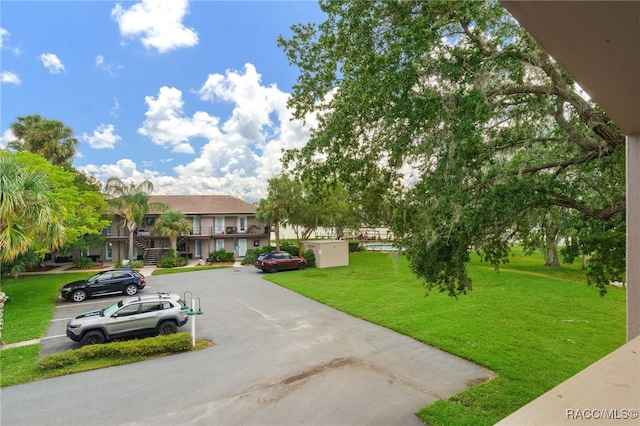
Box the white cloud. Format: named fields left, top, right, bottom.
left=0, top=28, right=8, bottom=48
left=1, top=28, right=22, bottom=56
left=80, top=159, right=160, bottom=183
left=95, top=54, right=120, bottom=77
left=84, top=63, right=315, bottom=202
left=138, top=86, right=220, bottom=154
left=1, top=71, right=21, bottom=85
left=110, top=99, right=120, bottom=118
left=0, top=128, right=15, bottom=149
left=82, top=124, right=122, bottom=149
left=111, top=0, right=198, bottom=53
left=39, top=53, right=65, bottom=73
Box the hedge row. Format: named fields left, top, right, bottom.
left=39, top=332, right=193, bottom=370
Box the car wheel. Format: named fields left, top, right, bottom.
left=81, top=330, right=106, bottom=345
left=124, top=284, right=138, bottom=296
left=298, top=262, right=307, bottom=270
left=269, top=265, right=278, bottom=273
left=157, top=321, right=178, bottom=335
left=71, top=290, right=88, bottom=302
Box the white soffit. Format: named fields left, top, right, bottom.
left=501, top=1, right=640, bottom=135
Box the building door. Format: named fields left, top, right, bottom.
left=195, top=240, right=202, bottom=258
left=237, top=216, right=246, bottom=232
left=238, top=239, right=247, bottom=256
left=215, top=217, right=224, bottom=234
left=105, top=242, right=112, bottom=260
left=194, top=216, right=201, bottom=234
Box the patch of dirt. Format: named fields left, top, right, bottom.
left=281, top=358, right=357, bottom=385
left=24, top=265, right=61, bottom=272
left=67, top=265, right=108, bottom=270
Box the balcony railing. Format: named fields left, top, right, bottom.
left=103, top=225, right=269, bottom=238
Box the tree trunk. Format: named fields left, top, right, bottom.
left=274, top=219, right=281, bottom=251
left=0, top=292, right=7, bottom=344
left=544, top=228, right=561, bottom=267
left=128, top=230, right=134, bottom=261
left=126, top=222, right=137, bottom=261
left=545, top=246, right=560, bottom=267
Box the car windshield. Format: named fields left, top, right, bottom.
left=101, top=300, right=124, bottom=317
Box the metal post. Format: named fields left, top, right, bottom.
left=191, top=297, right=196, bottom=347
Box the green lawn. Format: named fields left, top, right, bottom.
left=0, top=251, right=626, bottom=425
left=1, top=273, right=91, bottom=343
left=264, top=251, right=626, bottom=425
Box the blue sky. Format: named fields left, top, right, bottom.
left=1, top=0, right=325, bottom=202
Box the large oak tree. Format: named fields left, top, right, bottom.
left=278, top=0, right=625, bottom=295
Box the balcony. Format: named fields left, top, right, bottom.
left=103, top=225, right=269, bottom=238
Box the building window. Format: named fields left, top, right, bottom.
left=215, top=217, right=224, bottom=234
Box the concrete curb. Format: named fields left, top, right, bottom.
left=1, top=339, right=41, bottom=350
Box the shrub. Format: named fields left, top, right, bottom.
left=39, top=333, right=194, bottom=370
left=157, top=250, right=188, bottom=268
left=73, top=257, right=94, bottom=269
left=130, top=260, right=145, bottom=269
left=241, top=246, right=274, bottom=265
left=348, top=241, right=363, bottom=253
left=303, top=249, right=316, bottom=268
left=157, top=256, right=187, bottom=268
left=207, top=249, right=234, bottom=263
left=279, top=243, right=299, bottom=257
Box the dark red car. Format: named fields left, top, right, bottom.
left=255, top=252, right=307, bottom=273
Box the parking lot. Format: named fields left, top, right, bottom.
left=4, top=266, right=493, bottom=426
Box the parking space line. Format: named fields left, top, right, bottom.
left=41, top=334, right=67, bottom=340
left=55, top=299, right=117, bottom=309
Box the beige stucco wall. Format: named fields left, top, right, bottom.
left=305, top=240, right=349, bottom=269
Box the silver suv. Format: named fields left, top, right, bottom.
left=66, top=293, right=189, bottom=345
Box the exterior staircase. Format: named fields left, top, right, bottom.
left=144, top=249, right=161, bottom=266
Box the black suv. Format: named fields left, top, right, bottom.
left=60, top=269, right=146, bottom=302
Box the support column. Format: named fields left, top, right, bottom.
left=626, top=134, right=640, bottom=341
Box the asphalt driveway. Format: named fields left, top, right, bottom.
left=1, top=266, right=493, bottom=425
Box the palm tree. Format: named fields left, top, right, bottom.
left=152, top=210, right=193, bottom=253
left=9, top=114, right=78, bottom=166
left=103, top=177, right=168, bottom=261
left=256, top=198, right=282, bottom=250
left=0, top=152, right=67, bottom=342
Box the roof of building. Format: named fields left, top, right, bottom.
left=148, top=195, right=256, bottom=215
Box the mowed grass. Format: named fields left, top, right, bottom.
left=1, top=273, right=92, bottom=343
left=0, top=250, right=626, bottom=423
left=264, top=250, right=626, bottom=425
